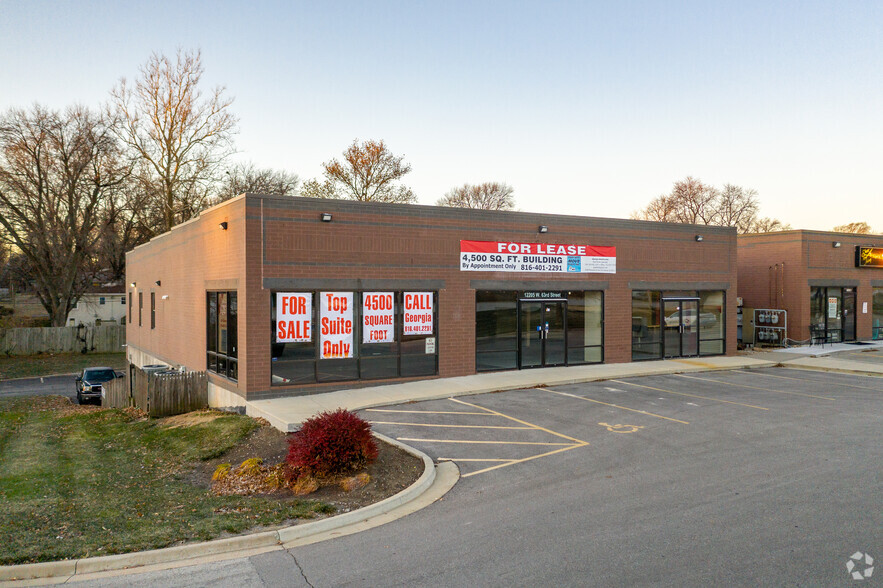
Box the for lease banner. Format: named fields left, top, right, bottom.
left=403, top=292, right=433, bottom=335
left=459, top=240, right=616, bottom=274
left=362, top=292, right=395, bottom=343
left=320, top=292, right=353, bottom=358
left=276, top=292, right=312, bottom=343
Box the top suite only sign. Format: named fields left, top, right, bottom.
left=459, top=240, right=616, bottom=274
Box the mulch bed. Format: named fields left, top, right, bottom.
left=189, top=422, right=425, bottom=514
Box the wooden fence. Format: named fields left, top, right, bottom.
left=103, top=367, right=208, bottom=417
left=0, top=325, right=125, bottom=356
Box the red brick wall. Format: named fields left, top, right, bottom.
left=128, top=194, right=739, bottom=399
left=246, top=196, right=737, bottom=397
left=738, top=231, right=883, bottom=342
left=125, top=197, right=247, bottom=395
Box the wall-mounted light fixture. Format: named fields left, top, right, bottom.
left=832, top=241, right=841, bottom=248
left=161, top=294, right=169, bottom=300
left=538, top=225, right=548, bottom=233
left=154, top=280, right=161, bottom=287
left=321, top=213, right=333, bottom=222
left=130, top=281, right=136, bottom=288
left=695, top=235, right=704, bottom=242
left=219, top=221, right=228, bottom=230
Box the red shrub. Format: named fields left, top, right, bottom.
left=286, top=409, right=378, bottom=478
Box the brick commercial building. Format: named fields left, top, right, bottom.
left=737, top=230, right=883, bottom=345
left=125, top=194, right=737, bottom=407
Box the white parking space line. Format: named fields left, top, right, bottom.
left=674, top=373, right=835, bottom=400
left=371, top=421, right=534, bottom=430
left=746, top=369, right=883, bottom=392
left=611, top=379, right=770, bottom=411
left=544, top=388, right=690, bottom=424
left=366, top=409, right=490, bottom=416
left=397, top=438, right=575, bottom=446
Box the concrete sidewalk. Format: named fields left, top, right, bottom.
left=247, top=356, right=778, bottom=431
left=248, top=351, right=882, bottom=432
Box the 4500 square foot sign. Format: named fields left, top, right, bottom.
left=460, top=240, right=616, bottom=274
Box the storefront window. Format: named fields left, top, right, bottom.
left=633, top=290, right=725, bottom=359
left=476, top=291, right=518, bottom=372
left=873, top=288, right=883, bottom=340
left=810, top=286, right=854, bottom=343
left=699, top=291, right=725, bottom=355
left=271, top=291, right=438, bottom=385
left=206, top=291, right=237, bottom=381
left=567, top=291, right=603, bottom=364
left=632, top=291, right=662, bottom=360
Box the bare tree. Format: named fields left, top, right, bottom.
left=299, top=178, right=339, bottom=200
left=109, top=49, right=238, bottom=234
left=715, top=184, right=760, bottom=233
left=832, top=221, right=873, bottom=234
left=632, top=177, right=718, bottom=224
left=748, top=217, right=792, bottom=233
left=215, top=162, right=299, bottom=202
left=95, top=181, right=152, bottom=282
left=437, top=182, right=515, bottom=210
left=321, top=139, right=416, bottom=203
left=633, top=177, right=790, bottom=233
left=0, top=105, right=127, bottom=325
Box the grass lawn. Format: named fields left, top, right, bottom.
left=0, top=352, right=128, bottom=380
left=0, top=396, right=333, bottom=565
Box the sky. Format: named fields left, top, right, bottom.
left=1, top=0, right=881, bottom=231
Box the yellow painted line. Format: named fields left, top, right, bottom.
left=543, top=389, right=690, bottom=424
left=371, top=421, right=533, bottom=430
left=671, top=359, right=721, bottom=369
left=396, top=438, right=574, bottom=446
left=675, top=373, right=835, bottom=400
left=437, top=458, right=514, bottom=462
left=463, top=444, right=586, bottom=478
left=610, top=379, right=770, bottom=411
left=449, top=397, right=589, bottom=444
left=365, top=409, right=491, bottom=416
left=754, top=369, right=883, bottom=392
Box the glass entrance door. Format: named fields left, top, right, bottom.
left=663, top=299, right=700, bottom=358
left=843, top=287, right=856, bottom=342
left=519, top=301, right=566, bottom=368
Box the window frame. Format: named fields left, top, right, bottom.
left=270, top=290, right=439, bottom=386
left=206, top=291, right=238, bottom=381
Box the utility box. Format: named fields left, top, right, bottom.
left=752, top=309, right=787, bottom=346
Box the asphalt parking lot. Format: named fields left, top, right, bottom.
left=65, top=366, right=883, bottom=586
left=364, top=367, right=881, bottom=479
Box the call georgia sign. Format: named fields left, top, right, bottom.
left=856, top=246, right=883, bottom=268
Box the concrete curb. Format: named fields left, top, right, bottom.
left=0, top=434, right=440, bottom=583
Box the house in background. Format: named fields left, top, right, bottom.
left=67, top=285, right=127, bottom=326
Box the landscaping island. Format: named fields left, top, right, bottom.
left=0, top=396, right=422, bottom=565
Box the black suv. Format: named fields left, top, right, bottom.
left=75, top=367, right=119, bottom=405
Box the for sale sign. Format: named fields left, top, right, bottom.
left=403, top=292, right=433, bottom=335
left=459, top=240, right=616, bottom=274
left=362, top=292, right=395, bottom=343
left=276, top=293, right=312, bottom=343
left=320, top=292, right=353, bottom=358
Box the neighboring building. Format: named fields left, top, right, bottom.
left=737, top=230, right=883, bottom=344
left=67, top=286, right=127, bottom=326
left=125, top=194, right=738, bottom=408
